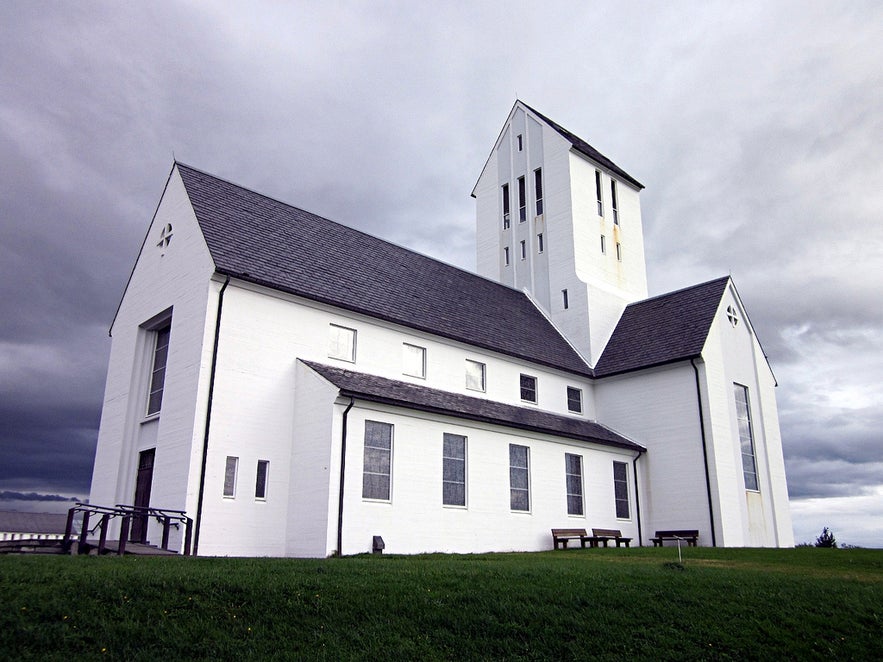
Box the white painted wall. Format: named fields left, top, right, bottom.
left=189, top=279, right=601, bottom=556
left=90, top=166, right=216, bottom=551
left=474, top=101, right=648, bottom=366
left=700, top=285, right=794, bottom=546
left=595, top=364, right=714, bottom=543
left=336, top=401, right=640, bottom=556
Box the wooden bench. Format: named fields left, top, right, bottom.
left=588, top=528, right=632, bottom=548
left=650, top=530, right=699, bottom=547
left=551, top=528, right=589, bottom=549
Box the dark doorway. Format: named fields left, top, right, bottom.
left=131, top=448, right=155, bottom=543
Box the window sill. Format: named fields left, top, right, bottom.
left=443, top=504, right=468, bottom=510
left=140, top=413, right=160, bottom=425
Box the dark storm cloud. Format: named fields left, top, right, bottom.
left=1, top=1, right=881, bottom=542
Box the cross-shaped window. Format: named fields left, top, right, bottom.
left=157, top=223, right=173, bottom=249
left=727, top=305, right=739, bottom=327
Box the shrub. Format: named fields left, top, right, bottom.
left=815, top=527, right=837, bottom=548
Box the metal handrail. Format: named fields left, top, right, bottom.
left=63, top=503, right=193, bottom=556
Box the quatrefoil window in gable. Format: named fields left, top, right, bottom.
left=726, top=305, right=739, bottom=327
left=157, top=223, right=173, bottom=250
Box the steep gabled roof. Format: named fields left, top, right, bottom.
left=520, top=101, right=644, bottom=190
left=303, top=361, right=644, bottom=452
left=594, top=276, right=730, bottom=377
left=176, top=163, right=591, bottom=376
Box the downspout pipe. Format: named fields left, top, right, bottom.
left=691, top=358, right=717, bottom=547
left=632, top=451, right=644, bottom=547
left=193, top=275, right=230, bottom=556
left=336, top=397, right=355, bottom=557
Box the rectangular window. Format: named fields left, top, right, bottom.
left=611, top=180, right=619, bottom=225
left=595, top=170, right=603, bottom=216
left=517, top=134, right=523, bottom=151
left=465, top=359, right=486, bottom=392
left=520, top=240, right=526, bottom=260
left=223, top=456, right=238, bottom=498
left=442, top=433, right=467, bottom=507
left=734, top=384, right=759, bottom=490
left=600, top=234, right=606, bottom=254
left=504, top=246, right=510, bottom=266
left=616, top=242, right=622, bottom=261
left=562, top=289, right=569, bottom=310
left=502, top=184, right=510, bottom=229
left=537, top=233, right=544, bottom=254
left=509, top=444, right=530, bottom=511
left=255, top=460, right=269, bottom=499
left=328, top=324, right=356, bottom=362
left=613, top=461, right=630, bottom=518
left=565, top=453, right=584, bottom=516
left=146, top=324, right=171, bottom=416
left=518, top=176, right=526, bottom=222
left=567, top=386, right=582, bottom=413
left=362, top=421, right=392, bottom=501
left=402, top=343, right=426, bottom=378
left=534, top=168, right=543, bottom=216
left=520, top=374, right=537, bottom=403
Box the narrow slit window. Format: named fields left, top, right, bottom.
left=442, top=433, right=467, bottom=507
left=146, top=324, right=171, bottom=416
left=501, top=184, right=510, bottom=229
left=517, top=134, right=523, bottom=151
left=520, top=240, right=526, bottom=260
left=595, top=170, right=603, bottom=216
left=534, top=168, right=543, bottom=216
left=537, top=233, right=544, bottom=253
left=518, top=176, right=526, bottom=222
left=611, top=179, right=619, bottom=225
left=362, top=421, right=393, bottom=501
left=616, top=242, right=622, bottom=261
left=734, top=384, right=759, bottom=491
left=509, top=444, right=530, bottom=511
left=223, top=456, right=238, bottom=498
left=613, top=461, right=630, bottom=518
left=504, top=246, right=510, bottom=266
left=565, top=453, right=584, bottom=516
left=562, top=289, right=569, bottom=310
left=600, top=234, right=606, bottom=254
left=255, top=460, right=269, bottom=499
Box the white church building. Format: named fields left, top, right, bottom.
left=89, top=101, right=794, bottom=556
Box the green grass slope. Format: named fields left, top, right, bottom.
left=2, top=547, right=881, bottom=660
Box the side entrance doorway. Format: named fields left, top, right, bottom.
left=131, top=448, right=155, bottom=543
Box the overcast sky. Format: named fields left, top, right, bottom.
left=1, top=1, right=880, bottom=547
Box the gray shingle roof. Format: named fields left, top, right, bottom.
left=176, top=164, right=591, bottom=377
left=303, top=360, right=644, bottom=452
left=520, top=102, right=644, bottom=190
left=0, top=510, right=69, bottom=534
left=594, top=276, right=730, bottom=377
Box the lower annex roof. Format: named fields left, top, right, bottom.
left=303, top=360, right=645, bottom=453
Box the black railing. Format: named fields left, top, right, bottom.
left=63, top=503, right=193, bottom=556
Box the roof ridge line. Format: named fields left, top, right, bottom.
left=176, top=162, right=532, bottom=298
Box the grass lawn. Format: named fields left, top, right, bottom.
left=2, top=546, right=881, bottom=660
